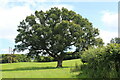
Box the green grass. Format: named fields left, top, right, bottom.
left=1, top=59, right=82, bottom=78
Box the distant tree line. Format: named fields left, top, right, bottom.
left=0, top=54, right=31, bottom=63
left=34, top=52, right=81, bottom=62
left=0, top=52, right=80, bottom=63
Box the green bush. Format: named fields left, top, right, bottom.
left=64, top=52, right=81, bottom=60
left=16, top=54, right=31, bottom=62
left=73, top=43, right=120, bottom=78
left=1, top=54, right=17, bottom=63
left=1, top=54, right=31, bottom=63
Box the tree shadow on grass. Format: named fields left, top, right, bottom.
left=2, top=66, right=69, bottom=72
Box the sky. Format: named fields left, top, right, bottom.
left=0, top=0, right=118, bottom=54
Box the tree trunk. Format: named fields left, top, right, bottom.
left=56, top=59, right=63, bottom=68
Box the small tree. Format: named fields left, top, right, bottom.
left=15, top=7, right=103, bottom=67
left=110, top=37, right=120, bottom=44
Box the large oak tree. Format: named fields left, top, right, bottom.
left=15, top=7, right=103, bottom=67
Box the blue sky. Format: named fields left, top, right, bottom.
left=0, top=0, right=118, bottom=54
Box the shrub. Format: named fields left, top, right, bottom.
left=73, top=43, right=120, bottom=78
left=1, top=54, right=31, bottom=63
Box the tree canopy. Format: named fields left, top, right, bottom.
left=15, top=7, right=103, bottom=67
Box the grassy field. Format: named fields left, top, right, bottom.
left=1, top=59, right=82, bottom=78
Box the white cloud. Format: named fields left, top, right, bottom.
left=0, top=3, right=74, bottom=41
left=51, top=4, right=74, bottom=10
left=101, top=11, right=118, bottom=29
left=0, top=5, right=33, bottom=41
left=0, top=0, right=118, bottom=3
left=100, top=11, right=118, bottom=44
left=99, top=29, right=118, bottom=45
left=0, top=1, right=74, bottom=54
left=0, top=49, right=9, bottom=54
left=56, top=0, right=118, bottom=2
left=34, top=4, right=74, bottom=12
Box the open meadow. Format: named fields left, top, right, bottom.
left=1, top=59, right=82, bottom=78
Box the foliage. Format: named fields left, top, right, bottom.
left=34, top=56, right=54, bottom=62
left=1, top=54, right=31, bottom=63
left=110, top=37, right=120, bottom=44
left=73, top=43, right=120, bottom=78
left=1, top=54, right=17, bottom=63
left=34, top=52, right=81, bottom=62
left=15, top=7, right=103, bottom=67
left=1, top=52, right=80, bottom=63
left=1, top=53, right=80, bottom=63
left=0, top=54, right=2, bottom=63
left=64, top=52, right=81, bottom=60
